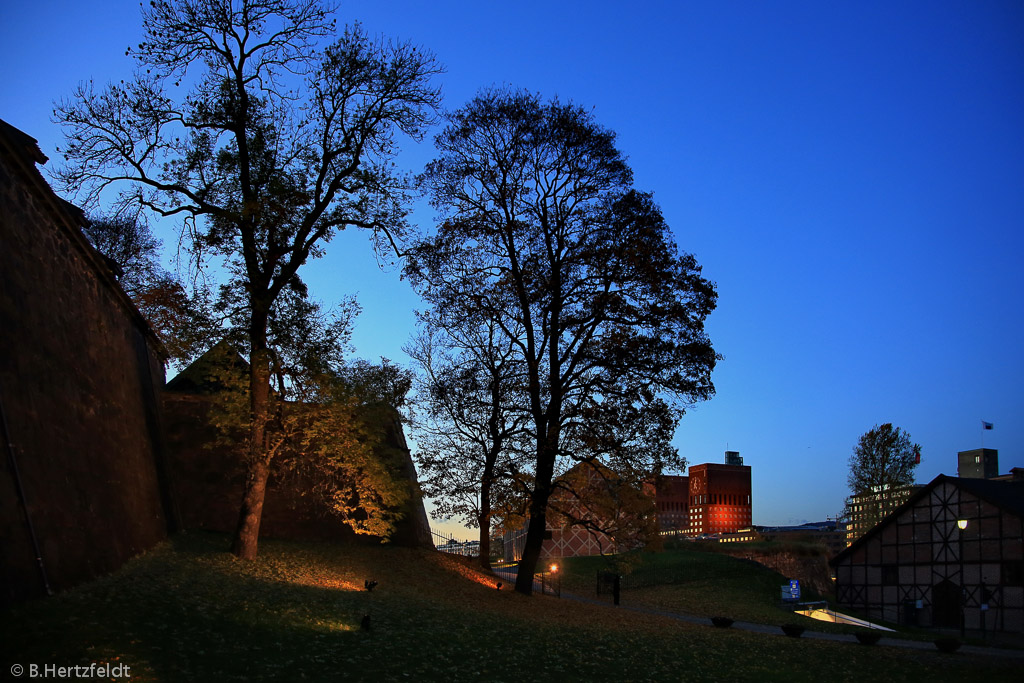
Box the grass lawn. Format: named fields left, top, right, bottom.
left=558, top=548, right=864, bottom=633
left=2, top=533, right=1019, bottom=682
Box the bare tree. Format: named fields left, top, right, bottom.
left=406, top=320, right=530, bottom=569
left=406, top=90, right=718, bottom=594
left=55, top=0, right=442, bottom=558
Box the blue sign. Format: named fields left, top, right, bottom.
left=790, top=580, right=801, bottom=599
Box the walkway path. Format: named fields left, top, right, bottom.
left=491, top=566, right=1024, bottom=659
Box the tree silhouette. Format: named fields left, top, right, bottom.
left=55, top=0, right=442, bottom=558
left=406, top=320, right=531, bottom=569
left=406, top=90, right=718, bottom=594
left=847, top=423, right=921, bottom=531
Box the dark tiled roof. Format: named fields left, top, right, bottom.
left=955, top=476, right=1024, bottom=518
left=831, top=474, right=1024, bottom=565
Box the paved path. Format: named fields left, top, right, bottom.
left=491, top=566, right=1024, bottom=658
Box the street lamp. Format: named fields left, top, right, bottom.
left=957, top=519, right=968, bottom=638
left=548, top=562, right=561, bottom=597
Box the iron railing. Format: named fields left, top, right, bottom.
left=430, top=527, right=479, bottom=557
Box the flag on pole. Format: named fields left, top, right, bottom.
left=982, top=421, right=994, bottom=430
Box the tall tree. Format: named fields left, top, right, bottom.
left=847, top=423, right=921, bottom=529
left=55, top=0, right=442, bottom=558
left=405, top=320, right=530, bottom=569
left=406, top=90, right=718, bottom=594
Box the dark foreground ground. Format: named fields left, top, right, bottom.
left=2, top=533, right=1020, bottom=682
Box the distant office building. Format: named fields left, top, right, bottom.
left=845, top=485, right=921, bottom=546
left=719, top=528, right=758, bottom=544
left=958, top=448, right=999, bottom=479
left=725, top=450, right=743, bottom=466
left=687, top=453, right=752, bottom=536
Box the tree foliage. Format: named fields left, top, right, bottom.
left=847, top=422, right=921, bottom=495
left=55, top=0, right=442, bottom=558
left=205, top=342, right=414, bottom=538
left=405, top=90, right=718, bottom=593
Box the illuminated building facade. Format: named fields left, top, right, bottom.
left=654, top=452, right=754, bottom=537
left=845, top=485, right=920, bottom=546
left=687, top=461, right=753, bottom=536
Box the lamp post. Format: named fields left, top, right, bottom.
left=957, top=519, right=968, bottom=638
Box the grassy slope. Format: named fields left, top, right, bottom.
left=2, top=533, right=1018, bottom=682
left=560, top=549, right=854, bottom=631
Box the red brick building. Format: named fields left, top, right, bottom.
left=655, top=474, right=690, bottom=533
left=504, top=454, right=754, bottom=560
left=687, top=462, right=752, bottom=536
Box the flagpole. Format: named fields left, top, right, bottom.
left=981, top=420, right=994, bottom=448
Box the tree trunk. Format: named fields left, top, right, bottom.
left=515, top=442, right=557, bottom=595
left=515, top=510, right=546, bottom=595
left=477, top=491, right=492, bottom=570
left=230, top=456, right=271, bottom=559
left=478, top=521, right=492, bottom=570
left=477, top=458, right=497, bottom=570
left=231, top=310, right=272, bottom=559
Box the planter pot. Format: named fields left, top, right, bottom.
left=711, top=617, right=734, bottom=629
left=855, top=631, right=882, bottom=645
left=781, top=624, right=805, bottom=638
left=934, top=638, right=961, bottom=653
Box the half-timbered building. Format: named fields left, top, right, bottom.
left=831, top=473, right=1024, bottom=632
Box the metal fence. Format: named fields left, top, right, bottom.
left=430, top=527, right=480, bottom=557
left=493, top=565, right=561, bottom=597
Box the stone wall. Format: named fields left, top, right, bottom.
left=163, top=391, right=432, bottom=548
left=721, top=547, right=834, bottom=596
left=0, top=120, right=173, bottom=606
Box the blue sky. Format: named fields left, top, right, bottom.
left=2, top=1, right=1022, bottom=530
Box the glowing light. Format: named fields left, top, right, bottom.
left=957, top=519, right=968, bottom=530
left=794, top=608, right=895, bottom=631
left=549, top=563, right=559, bottom=573
left=287, top=576, right=361, bottom=591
